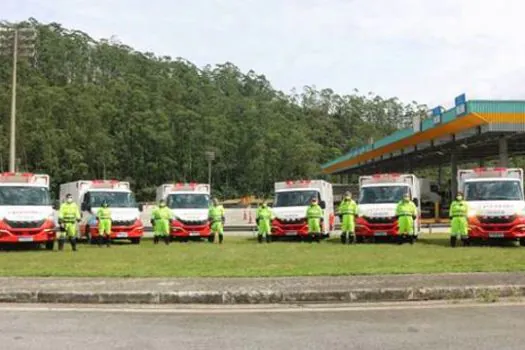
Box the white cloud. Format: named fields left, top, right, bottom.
left=4, top=0, right=525, bottom=107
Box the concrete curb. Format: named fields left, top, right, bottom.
left=1, top=285, right=523, bottom=304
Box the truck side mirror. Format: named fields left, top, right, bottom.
left=53, top=200, right=60, bottom=210
left=413, top=198, right=419, bottom=207
left=138, top=203, right=144, bottom=212
left=81, top=203, right=90, bottom=212
left=320, top=200, right=326, bottom=209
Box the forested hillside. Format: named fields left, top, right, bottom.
left=0, top=19, right=426, bottom=199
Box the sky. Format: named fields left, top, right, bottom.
left=4, top=0, right=525, bottom=107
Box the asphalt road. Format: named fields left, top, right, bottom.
left=1, top=302, right=524, bottom=350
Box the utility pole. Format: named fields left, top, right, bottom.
left=205, top=151, right=215, bottom=188
left=0, top=23, right=37, bottom=172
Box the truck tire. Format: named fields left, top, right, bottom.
left=130, top=238, right=141, bottom=245
left=45, top=240, right=55, bottom=251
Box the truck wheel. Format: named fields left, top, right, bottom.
left=130, top=238, right=141, bottom=245
left=45, top=240, right=55, bottom=251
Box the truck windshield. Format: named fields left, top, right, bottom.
left=274, top=190, right=320, bottom=207
left=359, top=186, right=410, bottom=204
left=167, top=193, right=210, bottom=209
left=464, top=180, right=524, bottom=201
left=0, top=186, right=50, bottom=206
left=88, top=191, right=137, bottom=208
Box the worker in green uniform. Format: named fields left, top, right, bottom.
left=306, top=197, right=323, bottom=243
left=96, top=200, right=111, bottom=247
left=151, top=199, right=172, bottom=245
left=256, top=200, right=273, bottom=243
left=58, top=193, right=81, bottom=251
left=449, top=191, right=469, bottom=247
left=208, top=198, right=225, bottom=244
left=338, top=192, right=358, bottom=244
left=395, top=192, right=417, bottom=245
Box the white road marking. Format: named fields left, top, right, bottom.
left=0, top=300, right=522, bottom=314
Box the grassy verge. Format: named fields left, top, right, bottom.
left=0, top=234, right=524, bottom=277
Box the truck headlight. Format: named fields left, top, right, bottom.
left=517, top=207, right=525, bottom=217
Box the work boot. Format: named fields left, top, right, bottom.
left=348, top=234, right=354, bottom=244
left=164, top=236, right=170, bottom=245
left=105, top=236, right=110, bottom=247
left=340, top=232, right=347, bottom=244
left=266, top=234, right=271, bottom=243
left=397, top=235, right=404, bottom=245
left=153, top=236, right=159, bottom=244
left=257, top=234, right=263, bottom=244
left=450, top=236, right=457, bottom=248
left=409, top=235, right=415, bottom=245
left=58, top=239, right=65, bottom=251
left=219, top=233, right=224, bottom=244
left=315, top=233, right=320, bottom=243
left=97, top=236, right=103, bottom=247
left=70, top=238, right=77, bottom=252
left=461, top=237, right=470, bottom=247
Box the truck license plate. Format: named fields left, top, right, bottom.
left=285, top=231, right=297, bottom=236
left=189, top=232, right=200, bottom=236
left=374, top=232, right=387, bottom=236
left=116, top=232, right=128, bottom=238
left=18, top=236, right=33, bottom=242
left=489, top=233, right=504, bottom=238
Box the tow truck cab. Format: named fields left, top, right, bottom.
left=59, top=180, right=144, bottom=244
left=458, top=168, right=525, bottom=241
left=155, top=183, right=211, bottom=239
left=271, top=180, right=334, bottom=238
left=356, top=174, right=421, bottom=239
left=0, top=172, right=55, bottom=249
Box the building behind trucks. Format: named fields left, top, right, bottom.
left=156, top=183, right=212, bottom=241
left=356, top=173, right=421, bottom=242
left=0, top=172, right=56, bottom=249
left=271, top=180, right=334, bottom=239
left=458, top=167, right=525, bottom=244
left=59, top=180, right=144, bottom=244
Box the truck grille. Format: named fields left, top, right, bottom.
left=112, top=220, right=135, bottom=227
left=478, top=215, right=516, bottom=224
left=363, top=217, right=396, bottom=224
left=275, top=218, right=306, bottom=225
left=5, top=219, right=45, bottom=229
left=178, top=219, right=208, bottom=226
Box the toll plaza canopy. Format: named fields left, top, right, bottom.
left=322, top=96, right=525, bottom=175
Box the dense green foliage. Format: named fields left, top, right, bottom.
left=0, top=19, right=426, bottom=200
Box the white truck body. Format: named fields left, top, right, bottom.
left=0, top=173, right=53, bottom=226
left=458, top=168, right=525, bottom=218
left=358, top=174, right=421, bottom=235
left=155, top=183, right=211, bottom=222
left=59, top=180, right=141, bottom=228
left=273, top=180, right=334, bottom=234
